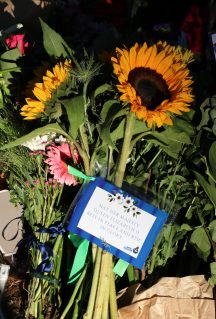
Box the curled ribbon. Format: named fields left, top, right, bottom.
left=2, top=216, right=22, bottom=241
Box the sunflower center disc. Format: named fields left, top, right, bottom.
left=128, top=67, right=170, bottom=110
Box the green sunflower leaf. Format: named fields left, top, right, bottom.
left=39, top=18, right=73, bottom=58
left=62, top=96, right=85, bottom=139
left=208, top=262, right=216, bottom=287
left=132, top=119, right=150, bottom=135
left=99, top=100, right=127, bottom=149
left=150, top=117, right=194, bottom=158
left=210, top=108, right=216, bottom=120
left=110, top=119, right=125, bottom=142
left=197, top=98, right=211, bottom=131
left=0, top=123, right=69, bottom=150
left=159, top=224, right=180, bottom=263
left=0, top=48, right=21, bottom=81
left=209, top=141, right=216, bottom=180
left=93, top=83, right=113, bottom=100
left=212, top=122, right=216, bottom=136
left=190, top=227, right=211, bottom=261
left=193, top=170, right=216, bottom=208
left=100, top=100, right=122, bottom=123
left=104, top=116, right=150, bottom=147
left=210, top=262, right=216, bottom=274
left=208, top=220, right=216, bottom=242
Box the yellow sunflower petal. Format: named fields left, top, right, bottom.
left=46, top=70, right=55, bottom=78
left=21, top=59, right=72, bottom=120
left=136, top=42, right=148, bottom=67
left=156, top=55, right=173, bottom=75
left=162, top=114, right=173, bottom=126
left=33, top=87, right=49, bottom=102
left=146, top=117, right=154, bottom=129
left=151, top=50, right=166, bottom=69
left=129, top=43, right=139, bottom=69
left=145, top=45, right=158, bottom=69
left=112, top=41, right=194, bottom=128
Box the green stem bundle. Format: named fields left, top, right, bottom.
left=62, top=111, right=136, bottom=318
left=84, top=111, right=136, bottom=319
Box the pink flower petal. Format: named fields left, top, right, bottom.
left=45, top=143, right=79, bottom=186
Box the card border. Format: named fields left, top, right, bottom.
left=67, top=177, right=168, bottom=269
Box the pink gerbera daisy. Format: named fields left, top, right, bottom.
left=45, top=143, right=79, bottom=186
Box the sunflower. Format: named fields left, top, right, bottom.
left=111, top=42, right=194, bottom=128
left=25, top=61, right=51, bottom=98
left=20, top=59, right=72, bottom=120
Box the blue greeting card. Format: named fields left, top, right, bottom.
left=67, top=177, right=168, bottom=269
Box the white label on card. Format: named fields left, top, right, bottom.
left=77, top=186, right=156, bottom=258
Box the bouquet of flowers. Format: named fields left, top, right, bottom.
left=1, top=14, right=216, bottom=319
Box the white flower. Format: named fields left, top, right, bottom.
left=23, top=136, right=47, bottom=151
left=22, top=133, right=56, bottom=151
left=54, top=135, right=67, bottom=144
left=115, top=193, right=124, bottom=203
left=123, top=196, right=134, bottom=208
left=22, top=133, right=69, bottom=151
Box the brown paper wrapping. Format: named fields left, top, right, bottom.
left=118, top=275, right=215, bottom=319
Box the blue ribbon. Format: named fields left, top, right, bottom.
left=36, top=223, right=65, bottom=238
left=18, top=224, right=65, bottom=273
left=18, top=235, right=54, bottom=273
left=35, top=241, right=54, bottom=273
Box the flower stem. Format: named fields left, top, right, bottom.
left=92, top=243, right=98, bottom=264
left=72, top=280, right=84, bottom=319
left=84, top=246, right=103, bottom=318
left=60, top=264, right=88, bottom=319
left=102, top=255, right=112, bottom=319
left=107, top=146, right=113, bottom=178
left=114, top=112, right=136, bottom=187
left=147, top=148, right=162, bottom=170
left=79, top=124, right=90, bottom=158
left=82, top=111, right=136, bottom=319
left=92, top=251, right=111, bottom=319
left=52, top=234, right=64, bottom=279
left=109, top=261, right=118, bottom=319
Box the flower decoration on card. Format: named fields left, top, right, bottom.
left=108, top=191, right=141, bottom=217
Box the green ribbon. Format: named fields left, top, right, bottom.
left=68, top=165, right=95, bottom=181
left=68, top=232, right=129, bottom=282
left=67, top=232, right=89, bottom=284
left=113, top=259, right=129, bottom=277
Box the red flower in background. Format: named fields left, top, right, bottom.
left=180, top=4, right=208, bottom=54
left=93, top=0, right=127, bottom=31
left=5, top=34, right=29, bottom=55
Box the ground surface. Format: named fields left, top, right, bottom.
left=2, top=270, right=26, bottom=319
